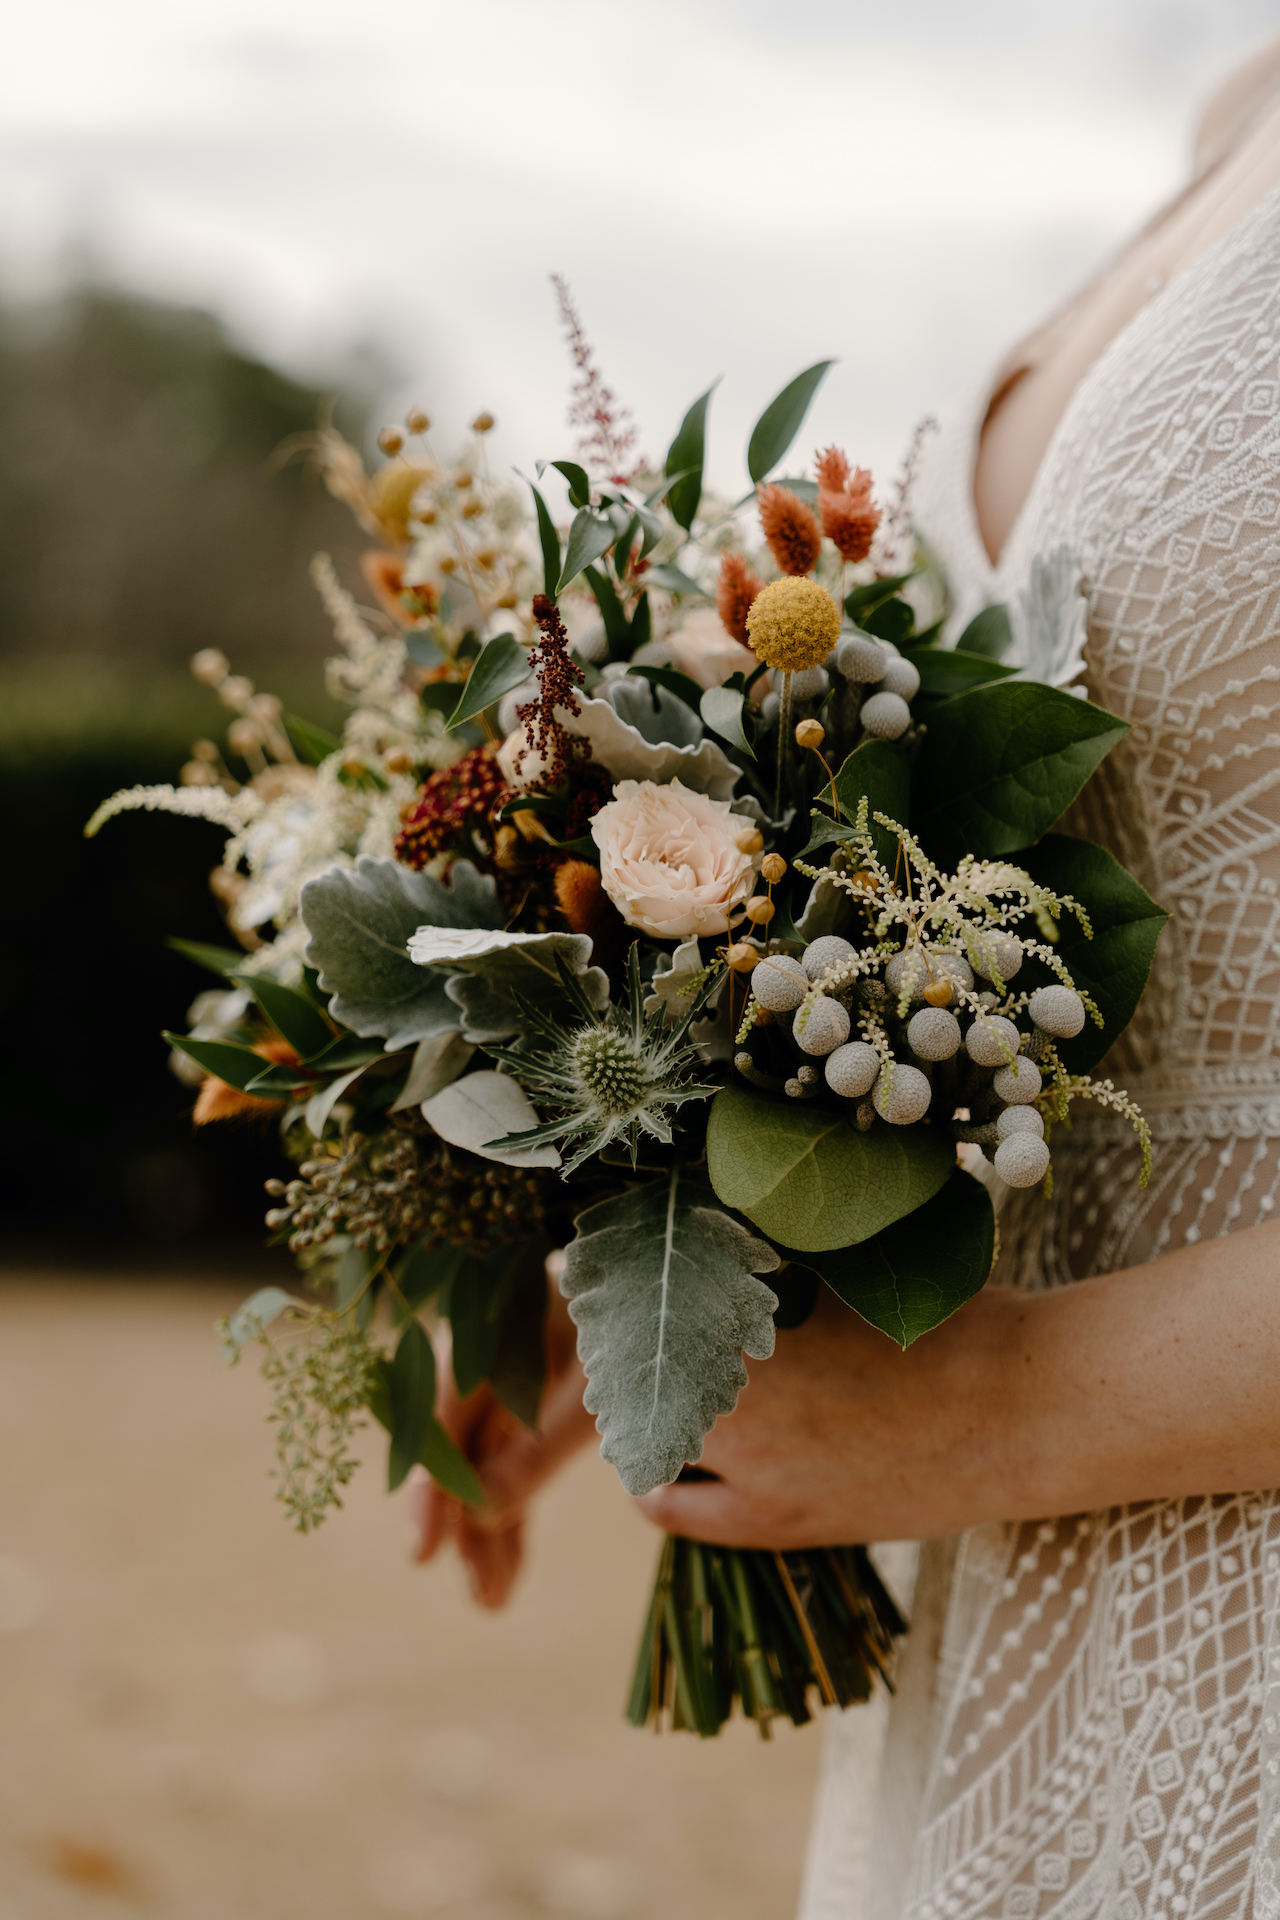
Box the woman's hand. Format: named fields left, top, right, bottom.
left=408, top=1268, right=596, bottom=1609
left=639, top=1218, right=1280, bottom=1549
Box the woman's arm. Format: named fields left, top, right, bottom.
left=637, top=1216, right=1280, bottom=1547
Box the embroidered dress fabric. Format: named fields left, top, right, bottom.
left=800, top=185, right=1280, bottom=1920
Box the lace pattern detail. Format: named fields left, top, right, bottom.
left=802, top=186, right=1280, bottom=1920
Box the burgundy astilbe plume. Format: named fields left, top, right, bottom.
left=551, top=275, right=640, bottom=484
left=757, top=483, right=823, bottom=576
left=816, top=447, right=881, bottom=565
left=716, top=551, right=766, bottom=645
left=517, top=594, right=591, bottom=789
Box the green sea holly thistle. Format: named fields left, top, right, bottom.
left=481, top=945, right=719, bottom=1174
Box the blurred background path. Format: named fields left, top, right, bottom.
left=0, top=1277, right=824, bottom=1920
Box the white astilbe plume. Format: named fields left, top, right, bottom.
left=85, top=784, right=263, bottom=839
left=312, top=554, right=408, bottom=715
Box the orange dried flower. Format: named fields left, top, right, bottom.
left=554, top=858, right=626, bottom=967
left=360, top=550, right=438, bottom=625
left=192, top=1040, right=300, bottom=1126
left=818, top=459, right=881, bottom=564
left=757, top=484, right=822, bottom=576
left=716, top=551, right=766, bottom=645
left=815, top=445, right=851, bottom=491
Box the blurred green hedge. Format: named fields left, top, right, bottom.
left=0, top=285, right=377, bottom=1264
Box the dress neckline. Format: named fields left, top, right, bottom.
left=958, top=172, right=1280, bottom=597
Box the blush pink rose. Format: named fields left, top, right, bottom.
left=589, top=777, right=760, bottom=940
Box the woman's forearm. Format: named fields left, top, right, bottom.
left=978, top=1217, right=1280, bottom=1523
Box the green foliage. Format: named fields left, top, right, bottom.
left=162, top=1030, right=269, bottom=1090
left=217, top=1286, right=296, bottom=1361
left=910, top=647, right=1017, bottom=701
left=956, top=603, right=1014, bottom=660
left=285, top=714, right=343, bottom=765
left=385, top=1317, right=436, bottom=1491
left=747, top=361, right=835, bottom=484
left=1020, top=834, right=1170, bottom=1072
left=441, top=932, right=608, bottom=1042
left=844, top=571, right=915, bottom=620
left=818, top=737, right=912, bottom=868
left=792, top=1170, right=994, bottom=1348
left=235, top=972, right=335, bottom=1061
left=167, top=936, right=244, bottom=977
left=664, top=381, right=719, bottom=531
left=561, top=1170, right=780, bottom=1497
left=557, top=505, right=616, bottom=593
left=299, top=856, right=503, bottom=1049
left=446, top=632, right=529, bottom=729
left=257, top=1309, right=380, bottom=1532
left=913, top=681, right=1129, bottom=866
left=861, top=598, right=914, bottom=647
left=706, top=1080, right=952, bottom=1252
left=699, top=683, right=754, bottom=759
left=524, top=476, right=562, bottom=600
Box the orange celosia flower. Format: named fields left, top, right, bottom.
left=757, top=484, right=823, bottom=576
left=360, top=550, right=438, bottom=625
left=192, top=1039, right=301, bottom=1126
left=716, top=551, right=766, bottom=645
left=818, top=459, right=881, bottom=564
left=815, top=445, right=851, bottom=492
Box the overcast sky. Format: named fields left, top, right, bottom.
left=4, top=0, right=1280, bottom=495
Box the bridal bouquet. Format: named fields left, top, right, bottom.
left=89, top=295, right=1167, bottom=1736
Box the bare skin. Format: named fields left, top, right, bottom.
left=413, top=39, right=1280, bottom=1604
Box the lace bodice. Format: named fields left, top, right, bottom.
left=800, top=186, right=1280, bottom=1920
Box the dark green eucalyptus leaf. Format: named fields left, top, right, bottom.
left=418, top=1420, right=485, bottom=1505
left=747, top=361, right=835, bottom=484
left=557, top=506, right=616, bottom=593
left=844, top=570, right=916, bottom=619
left=285, top=714, right=342, bottom=765
left=1019, top=833, right=1170, bottom=1072
left=956, top=602, right=1014, bottom=660
left=815, top=736, right=911, bottom=866
left=547, top=458, right=592, bottom=507
left=700, top=685, right=755, bottom=760
left=912, top=682, right=1130, bottom=866
left=629, top=589, right=652, bottom=651
left=793, top=1170, right=994, bottom=1348
left=911, top=647, right=1017, bottom=701
left=706, top=1080, right=951, bottom=1252
left=489, top=1236, right=552, bottom=1428
left=644, top=562, right=707, bottom=598
left=665, top=381, right=719, bottom=531
left=163, top=1032, right=271, bottom=1091
left=244, top=1062, right=314, bottom=1095
left=446, top=1240, right=538, bottom=1398
left=455, top=630, right=482, bottom=663
left=627, top=662, right=706, bottom=714
left=233, top=973, right=335, bottom=1061
left=446, top=633, right=530, bottom=729
left=613, top=513, right=640, bottom=581
left=861, top=598, right=914, bottom=646
left=387, top=1319, right=437, bottom=1491
left=167, top=937, right=244, bottom=978
left=583, top=566, right=632, bottom=660
left=420, top=681, right=461, bottom=717
left=524, top=476, right=562, bottom=600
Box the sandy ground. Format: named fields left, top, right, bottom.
left=0, top=1276, right=827, bottom=1920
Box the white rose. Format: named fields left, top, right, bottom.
left=589, top=777, right=759, bottom=941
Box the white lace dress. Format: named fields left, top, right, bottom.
left=800, top=183, right=1280, bottom=1920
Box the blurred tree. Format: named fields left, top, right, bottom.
left=0, top=283, right=372, bottom=674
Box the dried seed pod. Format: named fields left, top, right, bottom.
left=971, top=931, right=1023, bottom=982
left=724, top=942, right=760, bottom=973
left=824, top=1041, right=881, bottom=1098
left=923, top=978, right=953, bottom=1007
left=751, top=954, right=808, bottom=1012
left=377, top=426, right=405, bottom=456
left=878, top=655, right=920, bottom=700
left=835, top=634, right=887, bottom=683
left=860, top=691, right=912, bottom=739
left=801, top=934, right=857, bottom=981
left=1028, top=984, right=1087, bottom=1037
left=760, top=853, right=787, bottom=884
left=907, top=1007, right=962, bottom=1061
left=872, top=1062, right=932, bottom=1125
left=744, top=896, right=776, bottom=925
left=966, top=1014, right=1022, bottom=1066
left=996, top=1104, right=1045, bottom=1140
left=794, top=718, right=825, bottom=749
left=993, top=1057, right=1042, bottom=1104
left=795, top=995, right=851, bottom=1056
left=994, top=1134, right=1050, bottom=1187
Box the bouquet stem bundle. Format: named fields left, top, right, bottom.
left=627, top=1535, right=906, bottom=1737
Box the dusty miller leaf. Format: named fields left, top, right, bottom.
left=299, top=857, right=503, bottom=1049
left=561, top=1170, right=780, bottom=1497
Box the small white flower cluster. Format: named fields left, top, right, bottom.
left=733, top=804, right=1150, bottom=1191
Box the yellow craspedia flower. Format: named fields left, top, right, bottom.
left=745, top=576, right=841, bottom=673
left=373, top=461, right=434, bottom=543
